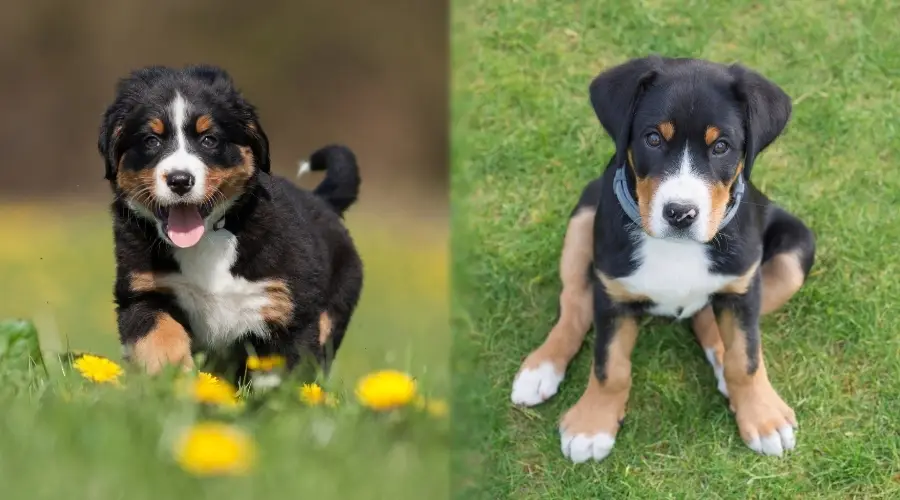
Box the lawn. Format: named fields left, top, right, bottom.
left=0, top=203, right=449, bottom=500
left=451, top=0, right=900, bottom=498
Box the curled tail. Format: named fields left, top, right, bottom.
left=298, top=144, right=361, bottom=216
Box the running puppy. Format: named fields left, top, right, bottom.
left=511, top=56, right=815, bottom=462
left=98, top=65, right=363, bottom=385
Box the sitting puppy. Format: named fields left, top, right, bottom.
left=98, top=64, right=363, bottom=385
left=511, top=56, right=815, bottom=462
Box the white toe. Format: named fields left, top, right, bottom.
left=779, top=424, right=796, bottom=451
left=759, top=432, right=784, bottom=456
left=511, top=362, right=563, bottom=406
left=560, top=431, right=615, bottom=463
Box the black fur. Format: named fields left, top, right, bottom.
left=99, top=64, right=363, bottom=382
left=577, top=56, right=815, bottom=377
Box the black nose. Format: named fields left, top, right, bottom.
left=663, top=202, right=699, bottom=229
left=166, top=171, right=195, bottom=196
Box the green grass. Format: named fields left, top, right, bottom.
left=0, top=204, right=449, bottom=500
left=451, top=0, right=900, bottom=498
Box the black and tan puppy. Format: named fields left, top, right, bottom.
left=511, top=56, right=815, bottom=462
left=98, top=64, right=363, bottom=386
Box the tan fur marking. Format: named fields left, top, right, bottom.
left=318, top=312, right=333, bottom=345
left=706, top=161, right=744, bottom=240
left=518, top=209, right=595, bottom=374
left=634, top=176, right=661, bottom=235
left=149, top=118, right=165, bottom=135
left=692, top=305, right=724, bottom=358
left=718, top=260, right=761, bottom=295
left=627, top=148, right=635, bottom=168
left=131, top=313, right=194, bottom=374
left=718, top=310, right=796, bottom=444
left=129, top=271, right=172, bottom=293
left=205, top=146, right=255, bottom=201
left=116, top=158, right=158, bottom=204
left=705, top=126, right=721, bottom=146
left=195, top=115, right=213, bottom=134
left=596, top=271, right=650, bottom=303
left=760, top=251, right=805, bottom=315
left=559, top=317, right=638, bottom=438
left=261, top=280, right=294, bottom=326
left=658, top=121, right=675, bottom=141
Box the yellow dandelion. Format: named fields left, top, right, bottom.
left=246, top=355, right=286, bottom=371
left=188, top=372, right=240, bottom=407
left=355, top=369, right=417, bottom=410
left=174, top=422, right=256, bottom=476
left=299, top=383, right=326, bottom=405
left=73, top=354, right=123, bottom=384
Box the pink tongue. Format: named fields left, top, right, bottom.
left=166, top=205, right=205, bottom=248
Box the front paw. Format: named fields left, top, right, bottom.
left=730, top=381, right=797, bottom=457
left=558, top=390, right=626, bottom=463
left=511, top=361, right=564, bottom=407
left=129, top=314, right=194, bottom=375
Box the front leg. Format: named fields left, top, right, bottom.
left=119, top=297, right=194, bottom=374
left=714, top=272, right=797, bottom=457
left=559, top=282, right=639, bottom=463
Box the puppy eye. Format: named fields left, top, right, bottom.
left=712, top=140, right=730, bottom=155
left=144, top=136, right=161, bottom=149
left=200, top=135, right=219, bottom=149
left=645, top=132, right=662, bottom=148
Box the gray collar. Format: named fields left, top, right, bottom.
left=613, top=165, right=745, bottom=231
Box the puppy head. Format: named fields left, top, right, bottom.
left=98, top=64, right=270, bottom=248
left=589, top=56, right=791, bottom=242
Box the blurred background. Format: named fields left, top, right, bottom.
left=0, top=0, right=448, bottom=497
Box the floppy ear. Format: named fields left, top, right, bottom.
left=589, top=55, right=664, bottom=167
left=246, top=120, right=271, bottom=173
left=98, top=108, right=124, bottom=181
left=728, top=64, right=792, bottom=180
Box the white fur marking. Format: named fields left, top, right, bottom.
left=560, top=431, right=616, bottom=463
left=297, top=160, right=311, bottom=178
left=154, top=93, right=207, bottom=205
left=511, top=362, right=563, bottom=406
left=251, top=372, right=283, bottom=390
left=650, top=145, right=711, bottom=241
left=703, top=347, right=729, bottom=397
left=619, top=233, right=736, bottom=318
left=152, top=229, right=274, bottom=350
left=747, top=425, right=795, bottom=457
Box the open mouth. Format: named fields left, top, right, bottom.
left=155, top=203, right=213, bottom=248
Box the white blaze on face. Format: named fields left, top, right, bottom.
left=154, top=93, right=207, bottom=205
left=649, top=144, right=712, bottom=241
left=152, top=93, right=210, bottom=249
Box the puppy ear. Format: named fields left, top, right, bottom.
left=246, top=120, right=270, bottom=173
left=728, top=64, right=792, bottom=180
left=98, top=110, right=123, bottom=182
left=589, top=55, right=664, bottom=167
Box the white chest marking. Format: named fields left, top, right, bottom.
left=160, top=230, right=273, bottom=349
left=618, top=233, right=736, bottom=319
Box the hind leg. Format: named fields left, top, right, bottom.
left=693, top=207, right=815, bottom=399
left=511, top=206, right=595, bottom=406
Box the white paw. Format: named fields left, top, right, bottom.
left=704, top=347, right=729, bottom=398
left=747, top=425, right=796, bottom=457
left=251, top=372, right=283, bottom=390
left=560, top=431, right=616, bottom=463
left=511, top=362, right=563, bottom=406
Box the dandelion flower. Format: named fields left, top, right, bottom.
left=299, top=383, right=326, bottom=405
left=414, top=396, right=449, bottom=417
left=73, top=354, right=123, bottom=384
left=246, top=355, right=286, bottom=372
left=188, top=372, right=240, bottom=407
left=355, top=370, right=417, bottom=410
left=174, top=422, right=256, bottom=476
